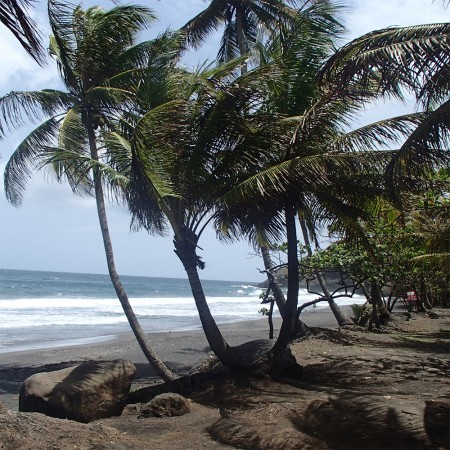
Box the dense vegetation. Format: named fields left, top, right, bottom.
left=1, top=0, right=449, bottom=378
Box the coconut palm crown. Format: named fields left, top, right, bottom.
left=318, top=22, right=450, bottom=195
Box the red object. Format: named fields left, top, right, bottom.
left=407, top=291, right=417, bottom=302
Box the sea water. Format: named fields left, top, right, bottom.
left=0, top=268, right=365, bottom=353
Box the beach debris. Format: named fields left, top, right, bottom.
left=19, top=359, right=136, bottom=423
left=138, top=393, right=191, bottom=418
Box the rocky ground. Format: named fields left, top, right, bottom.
left=1, top=309, right=449, bottom=449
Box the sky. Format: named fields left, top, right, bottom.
left=0, top=0, right=447, bottom=282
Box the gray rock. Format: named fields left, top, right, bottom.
left=139, top=393, right=190, bottom=418
left=19, top=359, right=136, bottom=423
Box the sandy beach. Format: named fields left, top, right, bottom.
left=1, top=307, right=449, bottom=449
left=0, top=308, right=341, bottom=411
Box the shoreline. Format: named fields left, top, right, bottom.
left=0, top=307, right=344, bottom=365
left=0, top=305, right=351, bottom=358
left=0, top=307, right=344, bottom=411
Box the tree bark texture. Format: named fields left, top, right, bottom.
left=174, top=232, right=245, bottom=369
left=271, top=203, right=299, bottom=373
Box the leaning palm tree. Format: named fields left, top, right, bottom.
left=1, top=1, right=177, bottom=381
left=0, top=0, right=45, bottom=65
left=111, top=60, right=275, bottom=369
left=182, top=0, right=300, bottom=314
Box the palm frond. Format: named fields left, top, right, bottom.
left=330, top=113, right=427, bottom=153
left=0, top=0, right=45, bottom=64
left=412, top=253, right=450, bottom=270
left=319, top=23, right=450, bottom=105
left=48, top=0, right=79, bottom=90
left=117, top=30, right=182, bottom=73
left=387, top=98, right=450, bottom=191
left=58, top=107, right=86, bottom=152
left=4, top=117, right=62, bottom=205
left=181, top=0, right=228, bottom=49
left=0, top=90, right=72, bottom=136
left=39, top=147, right=93, bottom=197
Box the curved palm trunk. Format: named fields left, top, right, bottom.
left=174, top=232, right=245, bottom=368
left=316, top=270, right=351, bottom=326
left=271, top=203, right=300, bottom=374
left=299, top=217, right=350, bottom=326
left=87, top=123, right=176, bottom=382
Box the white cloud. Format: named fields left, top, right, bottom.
left=348, top=0, right=448, bottom=39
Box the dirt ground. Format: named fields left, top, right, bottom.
left=1, top=309, right=449, bottom=450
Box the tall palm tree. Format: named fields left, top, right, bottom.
left=0, top=0, right=45, bottom=65
left=1, top=1, right=177, bottom=381
left=181, top=0, right=297, bottom=65
left=215, top=3, right=425, bottom=370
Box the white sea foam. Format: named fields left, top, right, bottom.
left=0, top=290, right=366, bottom=329
left=0, top=269, right=370, bottom=353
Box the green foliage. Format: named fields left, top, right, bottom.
left=306, top=199, right=448, bottom=304
left=350, top=303, right=371, bottom=326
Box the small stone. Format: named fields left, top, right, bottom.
left=139, top=393, right=190, bottom=418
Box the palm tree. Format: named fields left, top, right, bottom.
left=0, top=0, right=45, bottom=65
left=317, top=19, right=450, bottom=303
left=215, top=2, right=425, bottom=370
left=1, top=1, right=177, bottom=381
left=113, top=60, right=274, bottom=369
left=182, top=0, right=299, bottom=315
left=181, top=0, right=297, bottom=66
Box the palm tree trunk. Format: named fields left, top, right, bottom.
left=299, top=217, right=350, bottom=326
left=235, top=5, right=248, bottom=74
left=271, top=202, right=299, bottom=373
left=369, top=283, right=382, bottom=330
left=87, top=121, right=177, bottom=382
left=317, top=270, right=351, bottom=326
left=173, top=233, right=245, bottom=369
left=261, top=246, right=286, bottom=318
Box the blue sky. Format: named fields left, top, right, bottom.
left=0, top=0, right=447, bottom=281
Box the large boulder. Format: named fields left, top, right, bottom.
left=19, top=359, right=136, bottom=423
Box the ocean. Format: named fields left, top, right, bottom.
left=0, top=268, right=365, bottom=354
